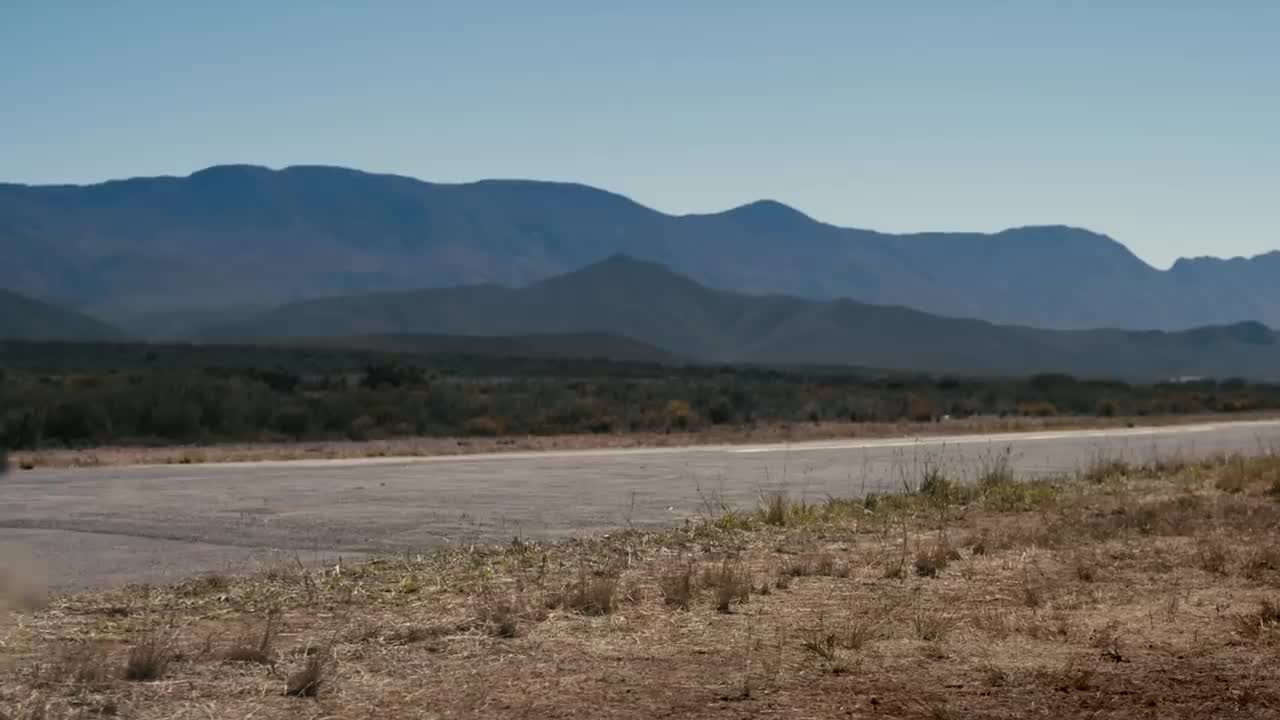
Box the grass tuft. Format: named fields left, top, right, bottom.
left=285, top=650, right=330, bottom=698
left=658, top=563, right=697, bottom=610
left=122, top=633, right=172, bottom=682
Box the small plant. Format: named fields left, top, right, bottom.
left=912, top=608, right=954, bottom=642
left=702, top=560, right=751, bottom=613
left=659, top=563, right=697, bottom=610
left=1082, top=454, right=1131, bottom=484
left=285, top=650, right=330, bottom=698
left=914, top=541, right=958, bottom=578
left=1090, top=621, right=1127, bottom=663
left=1021, top=579, right=1046, bottom=609
left=801, top=630, right=840, bottom=661
left=122, top=633, right=173, bottom=682
left=1197, top=538, right=1231, bottom=575
left=1073, top=554, right=1098, bottom=583
left=762, top=493, right=789, bottom=526
left=1215, top=456, right=1250, bottom=494
left=1243, top=546, right=1280, bottom=581
left=1231, top=598, right=1280, bottom=640
left=782, top=556, right=812, bottom=578
left=556, top=569, right=619, bottom=616
left=47, top=643, right=112, bottom=690
left=837, top=613, right=880, bottom=651
left=221, top=609, right=280, bottom=664
left=478, top=597, right=522, bottom=638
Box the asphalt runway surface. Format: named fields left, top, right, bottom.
left=4, top=419, right=1280, bottom=594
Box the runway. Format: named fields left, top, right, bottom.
left=4, top=419, right=1279, bottom=593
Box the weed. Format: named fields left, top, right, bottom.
left=122, top=633, right=172, bottom=682
left=45, top=644, right=112, bottom=690
left=221, top=609, right=280, bottom=664
left=1021, top=579, right=1046, bottom=609
left=1243, top=546, right=1280, bottom=581
left=555, top=569, right=619, bottom=616
left=912, top=609, right=954, bottom=642
left=1082, top=454, right=1132, bottom=484
left=478, top=597, right=523, bottom=638
left=800, top=631, right=839, bottom=662
left=658, top=563, right=697, bottom=610
left=1073, top=553, right=1099, bottom=583
left=914, top=541, right=958, bottom=578
left=1091, top=621, right=1127, bottom=662
left=1216, top=456, right=1250, bottom=494
left=762, top=493, right=789, bottom=526
left=702, top=560, right=751, bottom=613
left=1197, top=538, right=1231, bottom=575
left=285, top=650, right=330, bottom=698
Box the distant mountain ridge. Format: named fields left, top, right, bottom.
left=204, top=255, right=1280, bottom=380
left=1, top=164, right=1277, bottom=331
left=0, top=289, right=127, bottom=342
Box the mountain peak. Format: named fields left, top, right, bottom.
left=715, top=199, right=817, bottom=228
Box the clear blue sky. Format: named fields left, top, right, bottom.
left=3, top=1, right=1276, bottom=267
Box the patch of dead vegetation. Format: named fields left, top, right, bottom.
left=4, top=452, right=1280, bottom=718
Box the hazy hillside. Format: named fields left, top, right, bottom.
left=204, top=256, right=1280, bottom=380
left=0, top=290, right=127, bottom=342
left=2, top=165, right=1278, bottom=331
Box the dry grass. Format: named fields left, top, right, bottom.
left=284, top=650, right=329, bottom=698
left=11, top=413, right=1258, bottom=469
left=5, top=453, right=1280, bottom=718
left=121, top=633, right=173, bottom=682
left=219, top=609, right=280, bottom=664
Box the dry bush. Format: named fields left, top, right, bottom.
left=658, top=563, right=697, bottom=610
left=1197, top=538, right=1232, bottom=575
left=285, top=650, right=330, bottom=698
left=1216, top=456, right=1250, bottom=494
left=782, top=555, right=813, bottom=578
left=837, top=612, right=880, bottom=651
left=1072, top=553, right=1099, bottom=583
left=914, top=540, right=960, bottom=578
left=554, top=569, right=619, bottom=616
left=1021, top=577, right=1047, bottom=609
left=478, top=596, right=523, bottom=638
left=1243, top=546, right=1280, bottom=581
left=43, top=643, right=112, bottom=690
left=221, top=609, right=280, bottom=664
left=1090, top=621, right=1127, bottom=662
left=122, top=633, right=173, bottom=682
left=762, top=493, right=789, bottom=526
left=912, top=608, right=955, bottom=642
left=1082, top=454, right=1133, bottom=484
left=800, top=630, right=840, bottom=662
left=972, top=609, right=1012, bottom=639
left=702, top=560, right=751, bottom=613
left=1230, top=598, right=1280, bottom=641
left=382, top=624, right=446, bottom=647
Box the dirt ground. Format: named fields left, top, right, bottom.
left=3, top=452, right=1279, bottom=718
left=10, top=412, right=1275, bottom=470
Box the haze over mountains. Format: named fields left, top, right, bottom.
left=201, top=255, right=1280, bottom=381
left=0, top=290, right=126, bottom=342
left=2, top=164, right=1279, bottom=332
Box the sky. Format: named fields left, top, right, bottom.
left=2, top=1, right=1276, bottom=267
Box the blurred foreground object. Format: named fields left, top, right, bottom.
left=0, top=547, right=48, bottom=611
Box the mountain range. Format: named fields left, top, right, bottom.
left=2, top=164, right=1278, bottom=332
left=0, top=289, right=127, bottom=342
left=201, top=255, right=1280, bottom=380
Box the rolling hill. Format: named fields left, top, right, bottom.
left=203, top=256, right=1280, bottom=380
left=2, top=164, right=1278, bottom=331
left=0, top=289, right=127, bottom=342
